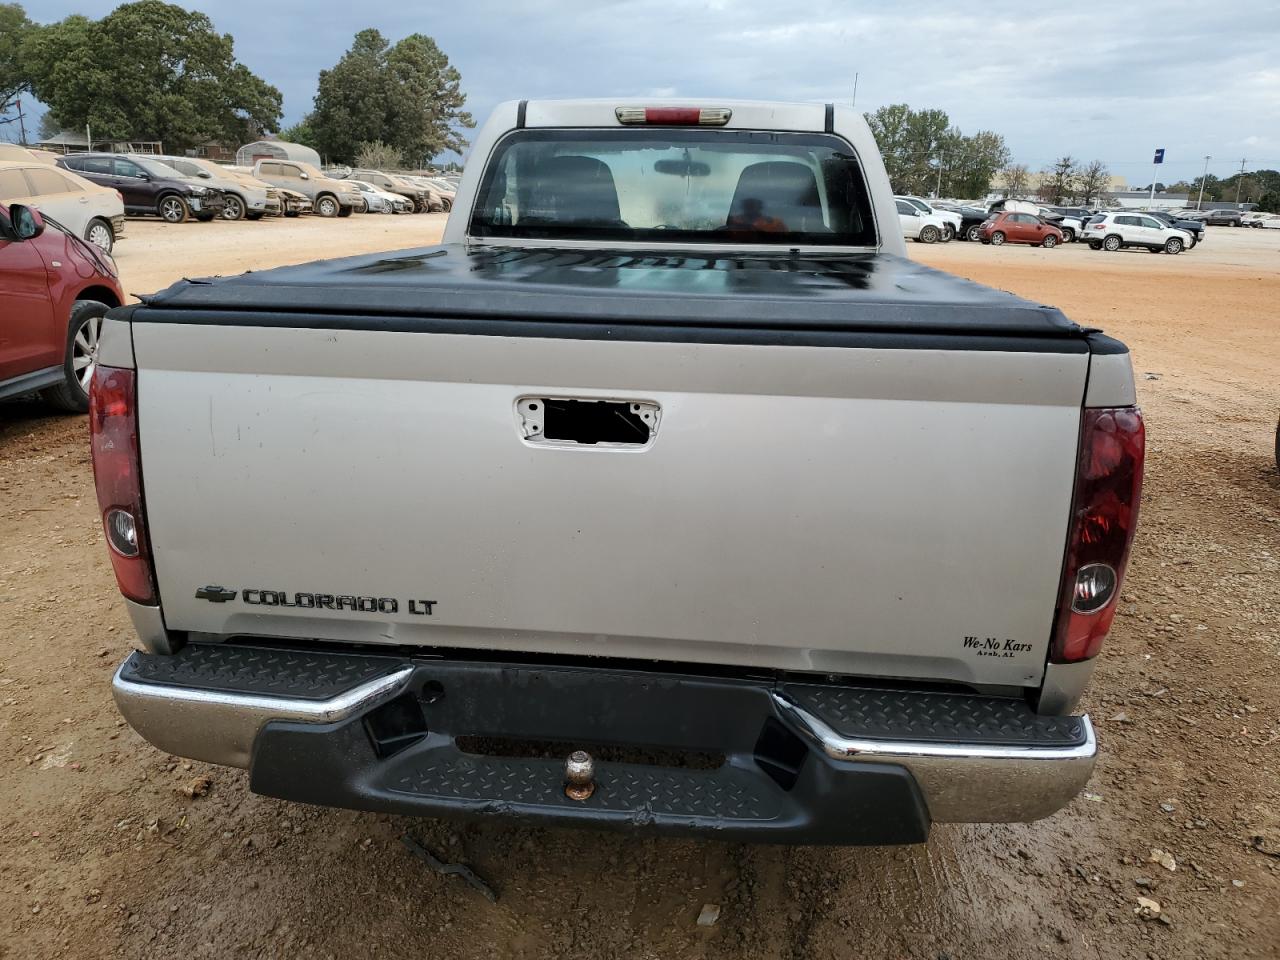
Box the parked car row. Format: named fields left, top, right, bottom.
left=37, top=151, right=459, bottom=227
left=327, top=169, right=456, bottom=213
left=899, top=193, right=1273, bottom=255
left=57, top=154, right=227, bottom=223
left=156, top=155, right=281, bottom=220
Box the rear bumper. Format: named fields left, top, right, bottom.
left=112, top=644, right=1095, bottom=844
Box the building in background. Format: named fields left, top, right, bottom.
left=235, top=138, right=322, bottom=169
left=35, top=130, right=163, bottom=155
left=1105, top=191, right=1191, bottom=210
left=986, top=170, right=1128, bottom=203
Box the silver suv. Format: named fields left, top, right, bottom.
left=158, top=156, right=280, bottom=221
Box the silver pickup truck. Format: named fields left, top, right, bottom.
left=94, top=100, right=1144, bottom=844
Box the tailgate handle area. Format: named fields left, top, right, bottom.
left=517, top=397, right=660, bottom=447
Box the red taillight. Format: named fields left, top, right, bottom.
left=1051, top=407, right=1145, bottom=662
left=90, top=366, right=158, bottom=605
left=615, top=106, right=732, bottom=126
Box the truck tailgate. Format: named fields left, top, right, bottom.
left=133, top=313, right=1087, bottom=690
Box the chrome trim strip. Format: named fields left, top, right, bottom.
left=112, top=661, right=414, bottom=769
left=773, top=693, right=1097, bottom=761
left=1036, top=659, right=1098, bottom=715
left=772, top=692, right=1097, bottom=822
left=124, top=598, right=175, bottom=654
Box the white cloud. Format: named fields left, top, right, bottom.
left=23, top=0, right=1280, bottom=179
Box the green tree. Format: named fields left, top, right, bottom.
left=864, top=103, right=948, bottom=195
left=1167, top=174, right=1221, bottom=205
left=22, top=1, right=280, bottom=149
left=355, top=139, right=403, bottom=170
left=865, top=104, right=1005, bottom=197
left=37, top=109, right=59, bottom=139
left=384, top=33, right=472, bottom=161
left=279, top=118, right=318, bottom=148
left=938, top=128, right=1009, bottom=199
left=309, top=28, right=472, bottom=165
left=309, top=28, right=390, bottom=162
left=0, top=3, right=33, bottom=106
left=1217, top=170, right=1279, bottom=208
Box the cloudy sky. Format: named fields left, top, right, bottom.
left=22, top=0, right=1280, bottom=185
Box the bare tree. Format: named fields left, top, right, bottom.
left=1041, top=156, right=1079, bottom=204
left=1000, top=162, right=1030, bottom=198
left=1076, top=160, right=1111, bottom=205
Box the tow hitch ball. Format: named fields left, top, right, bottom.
left=564, top=750, right=595, bottom=801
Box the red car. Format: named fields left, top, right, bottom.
left=0, top=202, right=124, bottom=412
left=978, top=211, right=1064, bottom=248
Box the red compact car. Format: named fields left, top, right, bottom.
left=978, top=212, right=1064, bottom=248
left=0, top=202, right=124, bottom=412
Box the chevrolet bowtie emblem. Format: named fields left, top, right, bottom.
left=195, top=585, right=237, bottom=603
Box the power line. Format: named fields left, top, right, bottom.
left=1012, top=156, right=1279, bottom=167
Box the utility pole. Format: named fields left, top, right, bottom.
left=851, top=72, right=859, bottom=110
left=15, top=96, right=25, bottom=145
left=1197, top=155, right=1210, bottom=210
left=935, top=151, right=943, bottom=199
left=1234, top=158, right=1247, bottom=207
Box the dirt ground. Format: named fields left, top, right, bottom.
left=2, top=215, right=1277, bottom=959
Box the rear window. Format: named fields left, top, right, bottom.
left=0, top=168, right=29, bottom=200
left=26, top=167, right=80, bottom=194
left=470, top=129, right=877, bottom=246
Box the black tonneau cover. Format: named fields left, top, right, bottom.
left=130, top=244, right=1101, bottom=352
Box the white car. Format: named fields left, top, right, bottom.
left=1082, top=212, right=1194, bottom=254
left=1242, top=211, right=1279, bottom=228
left=348, top=180, right=401, bottom=214
left=1260, top=216, right=1280, bottom=230
left=1038, top=208, right=1084, bottom=242
left=896, top=198, right=949, bottom=242
left=896, top=195, right=959, bottom=240
left=0, top=159, right=125, bottom=252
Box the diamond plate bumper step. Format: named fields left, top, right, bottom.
left=114, top=643, right=1096, bottom=843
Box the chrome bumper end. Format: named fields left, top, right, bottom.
left=772, top=693, right=1097, bottom=823
left=111, top=660, right=415, bottom=768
